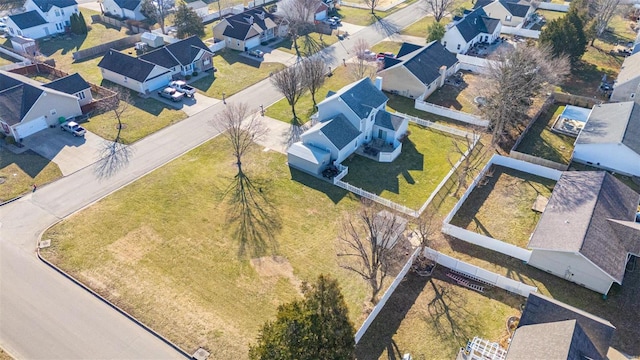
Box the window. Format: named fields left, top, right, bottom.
left=61, top=8, right=64, bottom=15
left=443, top=41, right=447, bottom=46
left=505, top=15, right=512, bottom=21
left=17, top=30, right=22, bottom=36
left=76, top=92, right=85, bottom=100
left=55, top=9, right=60, bottom=16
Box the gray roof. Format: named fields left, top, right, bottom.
left=501, top=0, right=530, bottom=17
left=287, top=142, right=329, bottom=164
left=139, top=48, right=179, bottom=69
left=454, top=8, right=501, bottom=42
left=164, top=36, right=212, bottom=66
left=518, top=293, right=615, bottom=359
left=396, top=42, right=422, bottom=58
left=221, top=7, right=277, bottom=41
left=43, top=73, right=89, bottom=94
left=334, top=78, right=388, bottom=119
left=614, top=52, right=640, bottom=85
left=98, top=49, right=163, bottom=82
left=317, top=113, right=361, bottom=150
left=374, top=110, right=405, bottom=131
left=0, top=72, right=44, bottom=126
left=387, top=41, right=459, bottom=86
left=32, top=0, right=77, bottom=12
left=9, top=11, right=47, bottom=30
left=528, top=171, right=640, bottom=283
left=506, top=320, right=600, bottom=360
left=576, top=102, right=640, bottom=154
left=113, top=0, right=140, bottom=10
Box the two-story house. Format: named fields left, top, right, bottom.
left=441, top=7, right=502, bottom=54
left=212, top=7, right=288, bottom=51
left=473, top=0, right=533, bottom=28
left=101, top=0, right=145, bottom=21
left=6, top=0, right=79, bottom=39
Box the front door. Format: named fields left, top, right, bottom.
left=378, top=129, right=386, bottom=140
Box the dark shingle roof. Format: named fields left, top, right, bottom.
left=454, top=8, right=500, bottom=42
left=318, top=114, right=361, bottom=150
left=223, top=20, right=258, bottom=41
left=398, top=41, right=459, bottom=85
left=506, top=320, right=600, bottom=360
left=114, top=0, right=140, bottom=10
left=140, top=48, right=179, bottom=69
left=576, top=102, right=640, bottom=153
left=528, top=171, right=640, bottom=283
left=374, top=110, right=405, bottom=131
left=396, top=42, right=422, bottom=58
left=337, top=78, right=388, bottom=119
left=518, top=293, right=615, bottom=359
left=502, top=0, right=530, bottom=17
left=98, top=49, right=162, bottom=82
left=380, top=56, right=402, bottom=70
left=222, top=7, right=277, bottom=40
left=9, top=11, right=47, bottom=30
left=43, top=73, right=89, bottom=94
left=164, top=35, right=212, bottom=66
left=32, top=0, right=77, bottom=12
left=0, top=72, right=44, bottom=126
left=473, top=0, right=493, bottom=9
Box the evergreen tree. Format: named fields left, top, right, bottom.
left=174, top=1, right=204, bottom=39
left=539, top=13, right=586, bottom=65
left=79, top=12, right=88, bottom=34
left=70, top=13, right=80, bottom=34
left=426, top=21, right=445, bottom=42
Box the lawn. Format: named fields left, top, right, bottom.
left=275, top=32, right=338, bottom=56
left=190, top=49, right=285, bottom=99
left=515, top=103, right=575, bottom=164
left=385, top=92, right=471, bottom=129
left=334, top=0, right=417, bottom=26
left=341, top=124, right=465, bottom=209
left=425, top=71, right=483, bottom=115
left=0, top=52, right=17, bottom=67
left=40, top=137, right=376, bottom=359
left=535, top=9, right=566, bottom=24
left=0, top=148, right=62, bottom=202
left=400, top=16, right=450, bottom=39
left=356, top=268, right=522, bottom=359
left=449, top=165, right=555, bottom=248
left=371, top=41, right=403, bottom=55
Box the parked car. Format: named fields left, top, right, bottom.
left=330, top=16, right=341, bottom=24
left=324, top=18, right=337, bottom=27
left=248, top=49, right=264, bottom=58
left=169, top=80, right=196, bottom=97
left=60, top=121, right=86, bottom=137
left=158, top=87, right=184, bottom=102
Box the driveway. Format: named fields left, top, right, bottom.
left=22, top=127, right=105, bottom=176
left=337, top=22, right=366, bottom=37
left=151, top=92, right=221, bottom=116
left=240, top=47, right=298, bottom=67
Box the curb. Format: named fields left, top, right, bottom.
left=36, top=248, right=193, bottom=359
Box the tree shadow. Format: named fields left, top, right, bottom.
left=289, top=167, right=349, bottom=204
left=448, top=164, right=499, bottom=229
left=372, top=16, right=400, bottom=37
left=425, top=271, right=473, bottom=347
left=282, top=117, right=308, bottom=147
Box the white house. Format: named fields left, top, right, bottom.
left=213, top=7, right=288, bottom=51
left=441, top=7, right=502, bottom=54
left=101, top=0, right=145, bottom=21
left=186, top=0, right=209, bottom=18
left=527, top=171, right=640, bottom=295
left=6, top=0, right=79, bottom=39
left=572, top=101, right=640, bottom=177
left=474, top=0, right=533, bottom=28
left=0, top=70, right=82, bottom=139
left=287, top=77, right=409, bottom=176
left=377, top=41, right=460, bottom=100
left=610, top=52, right=640, bottom=104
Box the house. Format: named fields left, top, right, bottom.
left=43, top=73, right=92, bottom=106
left=441, top=8, right=502, bottom=54
left=101, top=0, right=145, bottom=21
left=186, top=0, right=209, bottom=18
left=506, top=292, right=616, bottom=360
left=527, top=171, right=640, bottom=295
left=572, top=101, right=640, bottom=177
left=0, top=70, right=82, bottom=139
left=610, top=52, right=640, bottom=103
left=312, top=0, right=329, bottom=22
left=473, top=0, right=533, bottom=27
left=287, top=77, right=409, bottom=176
left=377, top=41, right=459, bottom=100
left=98, top=36, right=213, bottom=93
left=5, top=0, right=79, bottom=39
left=276, top=0, right=328, bottom=23
left=212, top=7, right=288, bottom=51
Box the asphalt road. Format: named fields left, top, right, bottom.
left=0, top=3, right=427, bottom=358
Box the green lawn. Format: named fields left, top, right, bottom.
left=385, top=92, right=470, bottom=129
left=0, top=52, right=17, bottom=67
left=40, top=137, right=373, bottom=359
left=426, top=71, right=483, bottom=115
left=334, top=0, right=417, bottom=26
left=400, top=16, right=449, bottom=39
left=450, top=165, right=555, bottom=248
left=0, top=148, right=62, bottom=202
left=515, top=103, right=575, bottom=164
left=536, top=9, right=566, bottom=24
left=341, top=124, right=465, bottom=209
left=371, top=41, right=403, bottom=55
left=190, top=49, right=285, bottom=99
left=275, top=32, right=339, bottom=56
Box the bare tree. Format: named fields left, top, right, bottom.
left=480, top=45, right=569, bottom=147
left=270, top=65, right=307, bottom=122
left=337, top=199, right=404, bottom=304
left=301, top=56, right=327, bottom=108
left=592, top=0, right=622, bottom=41
left=141, top=0, right=173, bottom=34
left=423, top=0, right=455, bottom=22
left=94, top=92, right=133, bottom=178
left=447, top=131, right=488, bottom=198
left=362, top=0, right=381, bottom=14
left=276, top=0, right=318, bottom=57
left=350, top=39, right=378, bottom=81
left=0, top=0, right=23, bottom=12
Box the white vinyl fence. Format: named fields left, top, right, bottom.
left=0, top=46, right=28, bottom=61
left=414, top=99, right=489, bottom=127
left=500, top=26, right=541, bottom=39
left=456, top=54, right=497, bottom=74
left=536, top=2, right=569, bottom=11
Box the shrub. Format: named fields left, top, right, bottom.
left=192, top=71, right=198, bottom=76
left=5, top=136, right=15, bottom=145
left=185, top=74, right=192, bottom=80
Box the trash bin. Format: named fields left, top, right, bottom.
left=58, top=116, right=66, bottom=124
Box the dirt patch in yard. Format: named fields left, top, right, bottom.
left=425, top=71, right=484, bottom=115
left=107, top=226, right=163, bottom=264
left=251, top=256, right=302, bottom=294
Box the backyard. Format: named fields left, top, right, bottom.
left=449, top=165, right=556, bottom=248
left=40, top=137, right=376, bottom=359
left=0, top=148, right=62, bottom=202
left=385, top=92, right=471, bottom=129
left=515, top=103, right=575, bottom=164
left=425, top=71, right=484, bottom=115
left=341, top=124, right=466, bottom=210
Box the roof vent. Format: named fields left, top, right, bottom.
left=244, top=15, right=254, bottom=24
left=256, top=10, right=265, bottom=20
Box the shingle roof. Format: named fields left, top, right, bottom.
left=32, top=0, right=77, bottom=12
left=113, top=0, right=140, bottom=11
left=454, top=8, right=500, bottom=42
left=506, top=320, right=600, bottom=360
left=576, top=102, right=640, bottom=154
left=528, top=171, right=640, bottom=283
left=396, top=42, right=422, bottom=58
left=98, top=49, right=162, bottom=82
left=502, top=0, right=530, bottom=17
left=0, top=72, right=44, bottom=126
left=221, top=7, right=277, bottom=40
left=391, top=41, right=459, bottom=86
left=139, top=48, right=179, bottom=69
left=288, top=142, right=330, bottom=164
left=43, top=73, right=89, bottom=94
left=333, top=78, right=388, bottom=119
left=473, top=0, right=493, bottom=9
left=518, top=293, right=615, bottom=359
left=164, top=35, right=212, bottom=66
left=374, top=110, right=405, bottom=131
left=614, top=52, right=640, bottom=86
left=9, top=11, right=47, bottom=30
left=317, top=113, right=361, bottom=150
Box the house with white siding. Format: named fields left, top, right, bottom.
left=441, top=7, right=502, bottom=54
left=5, top=0, right=79, bottom=39
left=473, top=0, right=533, bottom=28
left=101, top=0, right=145, bottom=20
left=212, top=7, right=288, bottom=51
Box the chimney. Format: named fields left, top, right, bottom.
left=374, top=76, right=383, bottom=91
left=439, top=65, right=447, bottom=87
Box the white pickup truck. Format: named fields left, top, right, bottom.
left=60, top=121, right=86, bottom=137
left=169, top=80, right=196, bottom=98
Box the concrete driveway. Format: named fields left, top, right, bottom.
left=22, top=127, right=105, bottom=176
left=151, top=92, right=221, bottom=116
left=239, top=47, right=298, bottom=67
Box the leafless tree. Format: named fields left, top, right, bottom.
left=0, top=0, right=23, bottom=12
left=276, top=0, right=318, bottom=57
left=480, top=45, right=569, bottom=147
left=447, top=131, right=488, bottom=198
left=362, top=0, right=381, bottom=14
left=592, top=0, right=622, bottom=40
left=350, top=39, right=378, bottom=81
left=270, top=65, right=307, bottom=122
left=141, top=0, right=173, bottom=34
left=422, top=0, right=455, bottom=22
left=301, top=56, right=327, bottom=108
left=337, top=199, right=404, bottom=304
left=94, top=92, right=133, bottom=179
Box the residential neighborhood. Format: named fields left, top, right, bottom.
left=0, top=0, right=640, bottom=359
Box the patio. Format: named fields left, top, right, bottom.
left=465, top=38, right=515, bottom=58
left=354, top=138, right=399, bottom=162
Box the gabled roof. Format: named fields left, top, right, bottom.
left=576, top=102, right=640, bottom=154
left=528, top=171, right=640, bottom=283
left=221, top=7, right=278, bottom=40
left=502, top=0, right=530, bottom=17
left=320, top=78, right=387, bottom=120
left=374, top=110, right=405, bottom=131
left=164, top=35, right=212, bottom=66
left=9, top=11, right=47, bottom=30
left=316, top=114, right=361, bottom=150
left=506, top=320, right=600, bottom=360
left=0, top=72, right=44, bottom=126
left=32, top=0, right=78, bottom=12
left=452, top=8, right=501, bottom=42
left=43, top=73, right=89, bottom=94
left=288, top=142, right=330, bottom=164
left=614, top=52, right=640, bottom=87
left=98, top=49, right=164, bottom=82
left=517, top=293, right=615, bottom=359
left=113, top=0, right=140, bottom=11
left=384, top=41, right=459, bottom=86
left=139, top=48, right=179, bottom=69
left=396, top=42, right=422, bottom=58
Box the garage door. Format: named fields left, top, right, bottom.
left=246, top=36, right=261, bottom=50
left=14, top=116, right=48, bottom=139
left=145, top=74, right=170, bottom=92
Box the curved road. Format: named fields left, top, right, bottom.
left=0, top=4, right=426, bottom=358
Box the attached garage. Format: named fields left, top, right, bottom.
left=244, top=36, right=261, bottom=50
left=13, top=116, right=48, bottom=139
left=287, top=142, right=330, bottom=176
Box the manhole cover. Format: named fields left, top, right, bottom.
left=192, top=348, right=210, bottom=360
left=115, top=123, right=127, bottom=130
